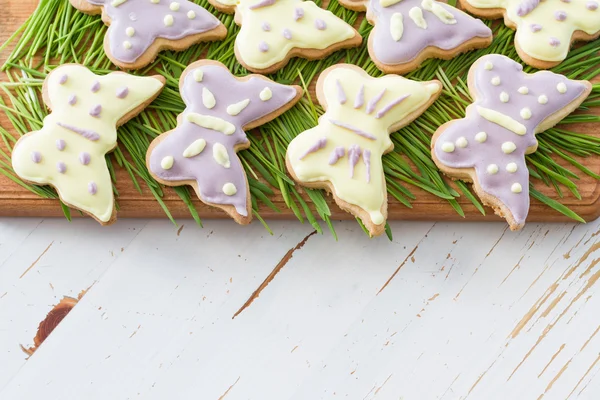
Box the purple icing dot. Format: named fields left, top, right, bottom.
left=530, top=23, right=542, bottom=32
left=116, top=87, right=129, bottom=99
left=549, top=37, right=561, bottom=47
left=91, top=81, right=101, bottom=93
left=58, top=74, right=68, bottom=85
left=283, top=29, right=292, bottom=40
left=294, top=7, right=304, bottom=20
left=56, top=139, right=66, bottom=151
left=57, top=162, right=66, bottom=174
left=89, top=104, right=102, bottom=117
left=258, top=41, right=269, bottom=52
left=31, top=151, right=42, bottom=163
left=262, top=22, right=271, bottom=31
left=68, top=94, right=77, bottom=105
left=88, top=181, right=98, bottom=195
left=315, top=19, right=327, bottom=30
left=79, top=152, right=91, bottom=165
left=555, top=10, right=567, bottom=21
left=588, top=1, right=598, bottom=10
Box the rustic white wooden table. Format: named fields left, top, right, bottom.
left=0, top=217, right=599, bottom=399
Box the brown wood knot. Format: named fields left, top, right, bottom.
left=20, top=295, right=80, bottom=356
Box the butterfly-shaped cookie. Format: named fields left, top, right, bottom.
left=286, top=64, right=442, bottom=236
left=147, top=60, right=302, bottom=224
left=460, top=0, right=600, bottom=68
left=207, top=0, right=362, bottom=73
left=11, top=64, right=165, bottom=224
left=339, top=0, right=493, bottom=74
left=432, top=54, right=592, bottom=230
left=70, top=0, right=227, bottom=70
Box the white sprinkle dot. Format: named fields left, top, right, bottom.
left=518, top=86, right=529, bottom=95
left=502, top=142, right=517, bottom=154
left=260, top=87, right=272, bottom=101
left=500, top=92, right=509, bottom=103
left=557, top=82, right=567, bottom=93
left=487, top=164, right=499, bottom=175
left=193, top=69, right=203, bottom=82
left=150, top=0, right=159, bottom=3
left=506, top=163, right=518, bottom=173
left=164, top=15, right=174, bottom=27
left=520, top=107, right=532, bottom=120
left=491, top=76, right=501, bottom=86
left=123, top=41, right=132, bottom=49
left=475, top=131, right=487, bottom=143
left=538, top=95, right=548, bottom=104
left=484, top=61, right=493, bottom=70
left=161, top=156, right=174, bottom=170
left=223, top=183, right=237, bottom=196
left=187, top=10, right=196, bottom=19
left=456, top=137, right=468, bottom=148
left=511, top=183, right=523, bottom=193
left=441, top=142, right=455, bottom=153
left=170, top=2, right=180, bottom=11
left=126, top=27, right=135, bottom=37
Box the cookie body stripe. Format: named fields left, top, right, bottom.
left=148, top=63, right=299, bottom=219
left=11, top=64, right=164, bottom=222
left=433, top=54, right=590, bottom=226
left=287, top=65, right=442, bottom=227
left=85, top=0, right=222, bottom=64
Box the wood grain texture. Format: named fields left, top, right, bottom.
left=1, top=0, right=599, bottom=223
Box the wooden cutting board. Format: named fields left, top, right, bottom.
left=1, top=0, right=599, bottom=223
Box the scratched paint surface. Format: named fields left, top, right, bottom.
left=0, top=218, right=600, bottom=399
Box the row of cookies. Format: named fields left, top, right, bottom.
left=9, top=0, right=599, bottom=235
left=71, top=0, right=600, bottom=72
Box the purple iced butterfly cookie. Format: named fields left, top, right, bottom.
left=432, top=54, right=591, bottom=230
left=147, top=61, right=301, bottom=223
left=74, top=0, right=226, bottom=68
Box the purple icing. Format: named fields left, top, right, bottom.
left=363, top=149, right=371, bottom=183
left=434, top=54, right=589, bottom=226
left=56, top=122, right=101, bottom=141
left=68, top=94, right=77, bottom=105
left=555, top=11, right=567, bottom=21
left=85, top=0, right=222, bottom=64
left=587, top=1, right=598, bottom=10
left=366, top=89, right=386, bottom=114
left=258, top=41, right=269, bottom=52
left=148, top=63, right=299, bottom=218
left=56, top=139, right=66, bottom=151
left=328, top=147, right=345, bottom=165
left=31, top=151, right=42, bottom=163
left=88, top=181, right=98, bottom=195
left=354, top=85, right=365, bottom=109
left=530, top=23, right=543, bottom=32
left=262, top=22, right=271, bottom=31
left=79, top=152, right=91, bottom=165
left=371, top=0, right=492, bottom=66
left=249, top=0, right=276, bottom=9
left=315, top=19, right=327, bottom=30
left=283, top=29, right=293, bottom=40
left=89, top=104, right=102, bottom=117
left=336, top=80, right=347, bottom=104
left=57, top=161, right=66, bottom=174
left=329, top=119, right=377, bottom=141
left=300, top=138, right=327, bottom=160
left=116, top=87, right=129, bottom=99
left=348, top=145, right=362, bottom=178
left=549, top=37, right=561, bottom=47
left=91, top=80, right=101, bottom=92
left=294, top=7, right=304, bottom=20
left=515, top=0, right=540, bottom=16
left=59, top=74, right=68, bottom=85
left=375, top=94, right=410, bottom=119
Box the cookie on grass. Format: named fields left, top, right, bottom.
left=11, top=64, right=165, bottom=225
left=206, top=0, right=362, bottom=74
left=286, top=64, right=443, bottom=237
left=146, top=60, right=303, bottom=225
left=431, top=54, right=592, bottom=231
left=338, top=0, right=493, bottom=75
left=459, top=0, right=600, bottom=69
left=69, top=0, right=227, bottom=70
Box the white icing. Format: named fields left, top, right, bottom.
left=487, top=164, right=499, bottom=174
left=187, top=113, right=236, bottom=135
left=506, top=162, right=518, bottom=173
left=202, top=87, right=216, bottom=109
left=511, top=183, right=523, bottom=194
left=193, top=69, right=204, bottom=82
left=475, top=131, right=487, bottom=143
left=484, top=61, right=493, bottom=70
left=227, top=99, right=251, bottom=116
left=456, top=137, right=468, bottom=148
left=520, top=107, right=532, bottom=120
left=491, top=76, right=501, bottom=86
left=441, top=142, right=455, bottom=152
left=183, top=139, right=207, bottom=158
left=161, top=156, right=174, bottom=170
left=390, top=13, right=404, bottom=42
left=164, top=15, right=174, bottom=27
left=223, top=182, right=238, bottom=196
left=557, top=82, right=567, bottom=93
left=518, top=86, right=529, bottom=94
left=260, top=87, right=273, bottom=101
left=409, top=7, right=428, bottom=29
left=538, top=95, right=548, bottom=104
left=500, top=91, right=509, bottom=103
left=421, top=0, right=457, bottom=24
left=213, top=143, right=231, bottom=168
left=502, top=141, right=517, bottom=154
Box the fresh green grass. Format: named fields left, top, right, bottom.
left=1, top=0, right=599, bottom=236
